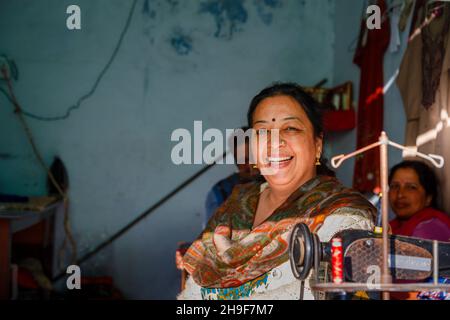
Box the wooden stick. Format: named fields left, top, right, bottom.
left=380, top=132, right=392, bottom=300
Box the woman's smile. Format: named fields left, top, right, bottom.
left=265, top=155, right=294, bottom=169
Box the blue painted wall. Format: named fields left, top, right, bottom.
left=0, top=0, right=336, bottom=299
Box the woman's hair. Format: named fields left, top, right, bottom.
left=247, top=82, right=323, bottom=137
left=388, top=160, right=439, bottom=208
left=247, top=82, right=335, bottom=177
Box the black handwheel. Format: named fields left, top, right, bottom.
left=289, top=223, right=314, bottom=280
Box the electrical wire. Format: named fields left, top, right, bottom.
left=14, top=0, right=138, bottom=121
left=1, top=66, right=78, bottom=266
left=0, top=87, right=14, bottom=105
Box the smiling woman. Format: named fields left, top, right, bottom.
left=388, top=160, right=450, bottom=300
left=178, top=83, right=377, bottom=300
left=388, top=160, right=450, bottom=241
left=249, top=94, right=323, bottom=228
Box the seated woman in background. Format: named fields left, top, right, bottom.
left=388, top=160, right=450, bottom=242
left=204, top=126, right=263, bottom=228
left=178, top=83, right=377, bottom=300
left=388, top=161, right=450, bottom=300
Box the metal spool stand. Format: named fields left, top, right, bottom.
left=311, top=131, right=449, bottom=300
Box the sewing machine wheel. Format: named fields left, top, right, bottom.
left=289, top=223, right=314, bottom=280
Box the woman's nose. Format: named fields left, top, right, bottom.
left=396, top=187, right=406, bottom=198
left=267, top=131, right=284, bottom=148
left=270, top=139, right=285, bottom=149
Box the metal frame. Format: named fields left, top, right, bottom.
left=320, top=131, right=446, bottom=300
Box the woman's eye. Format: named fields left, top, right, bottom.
left=284, top=127, right=300, bottom=132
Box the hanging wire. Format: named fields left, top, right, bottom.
left=1, top=0, right=138, bottom=122
left=0, top=87, right=14, bottom=104
left=1, top=66, right=78, bottom=266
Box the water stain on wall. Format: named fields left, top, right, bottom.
left=0, top=153, right=17, bottom=160
left=166, top=0, right=180, bottom=10
left=199, top=0, right=248, bottom=39
left=142, top=0, right=180, bottom=19
left=143, top=0, right=284, bottom=55
left=254, top=0, right=283, bottom=26
left=142, top=0, right=158, bottom=45
left=170, top=30, right=193, bottom=56
left=142, top=0, right=157, bottom=19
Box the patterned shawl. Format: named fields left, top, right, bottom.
left=183, top=175, right=376, bottom=288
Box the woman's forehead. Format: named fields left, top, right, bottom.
left=252, top=96, right=309, bottom=122
left=392, top=167, right=420, bottom=182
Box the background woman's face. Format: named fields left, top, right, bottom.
left=251, top=95, right=322, bottom=190
left=388, top=167, right=432, bottom=220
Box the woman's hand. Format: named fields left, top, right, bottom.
left=175, top=249, right=185, bottom=270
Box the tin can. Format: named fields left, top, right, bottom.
left=331, top=237, right=344, bottom=284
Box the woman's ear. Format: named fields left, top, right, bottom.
left=315, top=134, right=324, bottom=155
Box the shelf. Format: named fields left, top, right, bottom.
left=323, top=109, right=356, bottom=132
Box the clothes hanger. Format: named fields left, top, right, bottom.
left=331, top=135, right=444, bottom=169
left=426, top=0, right=450, bottom=16
left=347, top=0, right=404, bottom=53
left=329, top=131, right=445, bottom=300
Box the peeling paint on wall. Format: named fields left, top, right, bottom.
left=143, top=0, right=180, bottom=18
left=170, top=30, right=193, bottom=55
left=142, top=0, right=157, bottom=19
left=199, top=0, right=248, bottom=39
left=143, top=0, right=284, bottom=54
left=166, top=0, right=179, bottom=10
left=254, top=0, right=283, bottom=26
left=142, top=0, right=158, bottom=45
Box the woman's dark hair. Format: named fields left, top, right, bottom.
left=247, top=82, right=323, bottom=138
left=247, top=82, right=335, bottom=177
left=388, top=160, right=439, bottom=208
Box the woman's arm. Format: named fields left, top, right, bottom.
left=316, top=207, right=375, bottom=242
left=412, top=218, right=450, bottom=242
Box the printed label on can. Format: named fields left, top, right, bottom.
left=331, top=237, right=344, bottom=284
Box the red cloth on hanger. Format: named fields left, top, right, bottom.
left=352, top=0, right=391, bottom=193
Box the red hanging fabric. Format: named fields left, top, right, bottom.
left=352, top=0, right=391, bottom=193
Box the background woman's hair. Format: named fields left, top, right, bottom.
left=247, top=82, right=335, bottom=177
left=388, top=160, right=439, bottom=209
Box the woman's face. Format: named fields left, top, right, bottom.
left=251, top=95, right=322, bottom=191
left=388, top=167, right=432, bottom=220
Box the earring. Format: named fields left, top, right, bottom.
left=252, top=165, right=258, bottom=169
left=315, top=157, right=321, bottom=166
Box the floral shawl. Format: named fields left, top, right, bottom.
left=183, top=175, right=376, bottom=288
